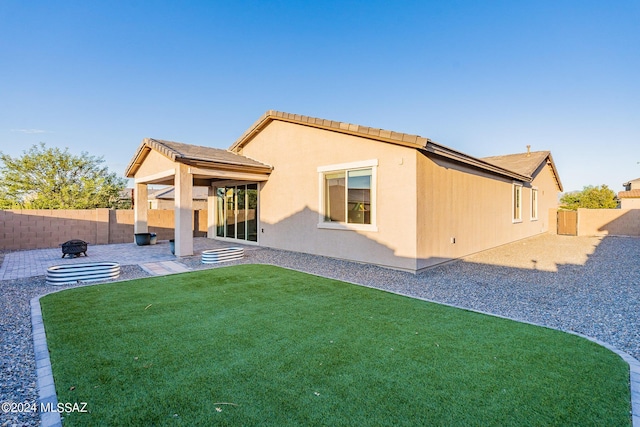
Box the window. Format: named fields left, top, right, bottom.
left=318, top=160, right=377, bottom=231
left=531, top=188, right=538, bottom=220
left=513, top=183, right=522, bottom=222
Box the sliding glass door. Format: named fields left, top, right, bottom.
left=215, top=183, right=258, bottom=242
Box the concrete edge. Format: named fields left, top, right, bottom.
left=30, top=296, right=62, bottom=427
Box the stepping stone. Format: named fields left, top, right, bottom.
left=139, top=261, right=190, bottom=276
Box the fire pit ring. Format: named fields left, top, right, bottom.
left=60, top=239, right=88, bottom=258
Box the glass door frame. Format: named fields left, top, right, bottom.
left=215, top=182, right=259, bottom=245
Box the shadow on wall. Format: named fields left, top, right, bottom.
left=596, top=210, right=640, bottom=237
left=0, top=209, right=208, bottom=251
left=260, top=205, right=460, bottom=273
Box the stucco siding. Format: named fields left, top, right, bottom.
left=621, top=199, right=640, bottom=209
left=416, top=154, right=559, bottom=270
left=240, top=120, right=420, bottom=271
left=134, top=150, right=176, bottom=179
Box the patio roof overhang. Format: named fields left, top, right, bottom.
left=126, top=138, right=272, bottom=185
left=124, top=138, right=272, bottom=258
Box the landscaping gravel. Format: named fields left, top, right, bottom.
left=1, top=233, right=638, bottom=426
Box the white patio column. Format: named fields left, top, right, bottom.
left=207, top=186, right=216, bottom=238
left=134, top=183, right=148, bottom=236
left=174, top=163, right=193, bottom=256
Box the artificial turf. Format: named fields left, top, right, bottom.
left=40, top=264, right=631, bottom=426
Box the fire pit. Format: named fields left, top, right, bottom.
left=60, top=239, right=88, bottom=258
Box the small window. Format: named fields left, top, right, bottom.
left=531, top=188, right=538, bottom=220
left=513, top=183, right=522, bottom=223
left=318, top=160, right=377, bottom=231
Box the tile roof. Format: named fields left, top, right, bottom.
left=230, top=110, right=431, bottom=152
left=230, top=110, right=562, bottom=187
left=482, top=151, right=550, bottom=178
left=482, top=151, right=563, bottom=191
left=125, top=138, right=272, bottom=177
left=618, top=189, right=640, bottom=199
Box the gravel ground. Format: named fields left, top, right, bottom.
left=1, top=233, right=638, bottom=426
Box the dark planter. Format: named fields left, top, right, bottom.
left=134, top=233, right=151, bottom=246
left=169, top=239, right=175, bottom=255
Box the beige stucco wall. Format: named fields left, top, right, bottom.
left=238, top=120, right=420, bottom=271
left=151, top=199, right=208, bottom=210
left=620, top=198, right=640, bottom=209
left=134, top=149, right=176, bottom=178
left=415, top=154, right=559, bottom=270
left=237, top=120, right=562, bottom=272
left=577, top=208, right=640, bottom=236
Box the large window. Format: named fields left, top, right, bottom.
left=513, top=183, right=522, bottom=223
left=531, top=188, right=538, bottom=220
left=318, top=160, right=377, bottom=231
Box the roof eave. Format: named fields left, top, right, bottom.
left=180, top=158, right=273, bottom=174
left=544, top=153, right=563, bottom=192
left=124, top=139, right=154, bottom=178
left=229, top=110, right=429, bottom=153
left=424, top=142, right=532, bottom=182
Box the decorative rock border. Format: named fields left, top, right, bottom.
left=201, top=247, right=244, bottom=264
left=46, top=262, right=120, bottom=286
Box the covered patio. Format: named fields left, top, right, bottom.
left=124, top=138, right=272, bottom=257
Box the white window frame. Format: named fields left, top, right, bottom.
left=512, top=182, right=523, bottom=223
left=530, top=187, right=538, bottom=221
left=317, top=159, right=378, bottom=232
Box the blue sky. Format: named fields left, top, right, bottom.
left=1, top=0, right=638, bottom=192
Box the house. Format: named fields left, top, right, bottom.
left=618, top=178, right=640, bottom=209
left=148, top=186, right=210, bottom=210
left=125, top=110, right=563, bottom=273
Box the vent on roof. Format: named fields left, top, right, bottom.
left=526, top=145, right=531, bottom=157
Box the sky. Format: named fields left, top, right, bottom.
left=1, top=0, right=638, bottom=193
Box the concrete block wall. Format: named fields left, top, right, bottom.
left=577, top=208, right=640, bottom=237
left=0, top=209, right=209, bottom=251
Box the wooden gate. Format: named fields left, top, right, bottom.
left=557, top=210, right=578, bottom=235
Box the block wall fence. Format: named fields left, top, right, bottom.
left=576, top=208, right=640, bottom=237
left=548, top=208, right=640, bottom=237
left=0, top=209, right=208, bottom=251
left=0, top=208, right=638, bottom=252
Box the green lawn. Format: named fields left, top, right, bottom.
left=40, top=264, right=631, bottom=426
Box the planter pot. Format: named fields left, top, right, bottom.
left=134, top=233, right=151, bottom=246
left=169, top=239, right=175, bottom=255
left=150, top=233, right=157, bottom=245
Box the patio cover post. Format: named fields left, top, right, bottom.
left=174, top=163, right=193, bottom=256
left=207, top=186, right=216, bottom=238
left=134, top=183, right=148, bottom=236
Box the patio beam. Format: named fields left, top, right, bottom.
left=188, top=166, right=269, bottom=182
left=134, top=169, right=176, bottom=185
